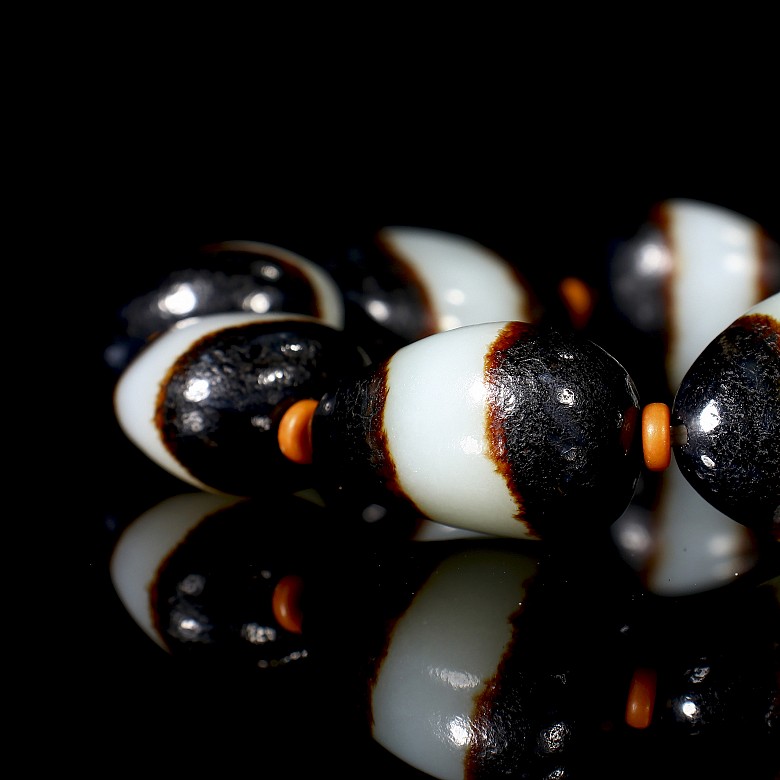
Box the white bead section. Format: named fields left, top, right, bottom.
left=611, top=468, right=759, bottom=597
left=109, top=493, right=243, bottom=649
left=384, top=322, right=533, bottom=539
left=665, top=199, right=766, bottom=390
left=371, top=546, right=538, bottom=780
left=379, top=227, right=533, bottom=332
left=611, top=290, right=780, bottom=596
left=746, top=289, right=780, bottom=319
left=113, top=311, right=326, bottom=494
left=649, top=467, right=759, bottom=596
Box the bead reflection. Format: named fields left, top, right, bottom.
left=109, top=491, right=335, bottom=668
left=106, top=240, right=347, bottom=375
left=600, top=203, right=780, bottom=594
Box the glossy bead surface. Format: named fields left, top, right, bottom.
left=105, top=239, right=345, bottom=373
left=605, top=202, right=780, bottom=595
left=348, top=543, right=779, bottom=779
left=605, top=198, right=780, bottom=398
left=114, top=312, right=370, bottom=496
left=313, top=535, right=779, bottom=779
left=610, top=470, right=762, bottom=596
left=649, top=579, right=780, bottom=747
left=330, top=226, right=543, bottom=357
left=368, top=543, right=544, bottom=780
left=301, top=537, right=629, bottom=780
left=671, top=291, right=780, bottom=534
left=110, top=491, right=329, bottom=668
left=311, top=321, right=642, bottom=541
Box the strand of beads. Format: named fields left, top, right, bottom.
left=103, top=210, right=780, bottom=780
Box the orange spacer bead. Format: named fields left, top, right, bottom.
left=278, top=398, right=318, bottom=465
left=625, top=666, right=657, bottom=729
left=558, top=276, right=595, bottom=330
left=642, top=402, right=672, bottom=472
left=272, top=574, right=305, bottom=634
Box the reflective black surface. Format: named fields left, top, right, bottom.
left=672, top=309, right=780, bottom=533
left=76, top=164, right=779, bottom=779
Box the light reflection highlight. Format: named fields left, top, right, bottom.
left=242, top=622, right=277, bottom=644
left=362, top=504, right=387, bottom=523
left=539, top=721, right=570, bottom=753
left=724, top=252, right=750, bottom=273
left=688, top=666, right=710, bottom=684
left=444, top=288, right=465, bottom=305
left=257, top=263, right=282, bottom=281
left=446, top=715, right=473, bottom=747
left=707, top=532, right=742, bottom=556
left=367, top=299, right=391, bottom=322
left=257, top=649, right=308, bottom=668
left=184, top=377, right=211, bottom=402
left=182, top=410, right=206, bottom=433
left=468, top=379, right=487, bottom=405
left=612, top=512, right=653, bottom=556
left=460, top=435, right=482, bottom=455
left=179, top=573, right=205, bottom=595
left=172, top=610, right=209, bottom=640
left=699, top=400, right=721, bottom=433
left=160, top=283, right=198, bottom=315
left=246, top=291, right=272, bottom=313
left=258, top=367, right=287, bottom=386
left=678, top=697, right=701, bottom=720
left=430, top=667, right=480, bottom=690
left=638, top=242, right=673, bottom=275
left=557, top=388, right=575, bottom=406
left=251, top=415, right=273, bottom=430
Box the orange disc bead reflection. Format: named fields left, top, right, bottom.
left=272, top=574, right=305, bottom=635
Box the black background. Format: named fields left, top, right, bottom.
left=67, top=114, right=779, bottom=778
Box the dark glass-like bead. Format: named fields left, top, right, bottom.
left=311, top=321, right=642, bottom=543
left=104, top=239, right=345, bottom=374
left=671, top=293, right=779, bottom=535
left=114, top=314, right=370, bottom=497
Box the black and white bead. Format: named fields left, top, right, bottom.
left=330, top=226, right=543, bottom=357
left=672, top=291, right=780, bottom=534
left=109, top=490, right=330, bottom=668
left=607, top=203, right=780, bottom=595
left=105, top=240, right=346, bottom=373
left=312, top=320, right=642, bottom=541
left=605, top=198, right=779, bottom=399
left=114, top=312, right=370, bottom=496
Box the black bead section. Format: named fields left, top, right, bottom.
left=672, top=314, right=780, bottom=533
left=487, top=324, right=643, bottom=542
left=107, top=242, right=338, bottom=373
left=159, top=319, right=369, bottom=496
left=150, top=496, right=322, bottom=669
left=327, top=235, right=435, bottom=349
left=310, top=363, right=422, bottom=540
